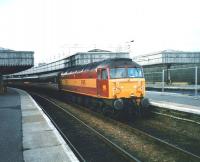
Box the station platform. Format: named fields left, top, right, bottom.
left=146, top=91, right=200, bottom=115
left=0, top=88, right=79, bottom=162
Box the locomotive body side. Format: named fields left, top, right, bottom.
left=60, top=70, right=98, bottom=97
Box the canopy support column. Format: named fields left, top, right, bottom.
left=0, top=75, right=6, bottom=93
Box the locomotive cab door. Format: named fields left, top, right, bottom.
left=97, top=68, right=109, bottom=97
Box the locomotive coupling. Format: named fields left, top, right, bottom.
left=113, top=99, right=124, bottom=110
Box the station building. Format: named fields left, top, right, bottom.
left=0, top=47, right=34, bottom=92
left=0, top=47, right=34, bottom=74
left=133, top=50, right=200, bottom=84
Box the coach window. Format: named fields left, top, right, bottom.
left=102, top=69, right=108, bottom=80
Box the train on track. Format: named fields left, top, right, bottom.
left=9, top=58, right=149, bottom=116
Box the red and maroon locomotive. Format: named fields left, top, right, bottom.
left=59, top=58, right=149, bottom=115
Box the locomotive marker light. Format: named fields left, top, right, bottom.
left=195, top=66, right=198, bottom=98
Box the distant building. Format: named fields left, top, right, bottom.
left=66, top=49, right=130, bottom=67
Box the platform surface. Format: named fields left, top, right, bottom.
left=0, top=89, right=23, bottom=162
left=146, top=91, right=200, bottom=114
left=0, top=88, right=79, bottom=162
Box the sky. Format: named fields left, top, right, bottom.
left=0, top=0, right=200, bottom=65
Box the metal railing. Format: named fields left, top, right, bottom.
left=144, top=66, right=199, bottom=97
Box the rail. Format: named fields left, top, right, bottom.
left=33, top=93, right=141, bottom=162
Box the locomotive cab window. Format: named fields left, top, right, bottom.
left=128, top=68, right=143, bottom=78
left=110, top=67, right=143, bottom=79
left=110, top=68, right=126, bottom=79
left=101, top=69, right=108, bottom=80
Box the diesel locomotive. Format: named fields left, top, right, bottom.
left=59, top=58, right=149, bottom=115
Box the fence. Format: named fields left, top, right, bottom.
left=144, top=66, right=199, bottom=97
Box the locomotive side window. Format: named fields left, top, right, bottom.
left=102, top=69, right=108, bottom=80
left=110, top=68, right=126, bottom=79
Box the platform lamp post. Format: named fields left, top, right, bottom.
left=127, top=40, right=134, bottom=54
left=195, top=66, right=198, bottom=98
left=0, top=74, right=6, bottom=93
left=162, top=69, right=165, bottom=93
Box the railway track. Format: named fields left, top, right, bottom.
left=31, top=92, right=199, bottom=162
left=85, top=106, right=200, bottom=161
left=56, top=89, right=200, bottom=160
left=31, top=93, right=140, bottom=162
left=125, top=122, right=200, bottom=160
left=73, top=102, right=200, bottom=161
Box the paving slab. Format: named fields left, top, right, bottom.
left=24, top=145, right=77, bottom=162
left=23, top=131, right=61, bottom=149
left=0, top=89, right=23, bottom=162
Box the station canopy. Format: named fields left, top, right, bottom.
left=133, top=49, right=200, bottom=66
left=0, top=47, right=34, bottom=75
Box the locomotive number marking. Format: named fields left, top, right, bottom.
left=81, top=80, right=86, bottom=86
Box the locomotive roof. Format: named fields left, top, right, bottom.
left=62, top=58, right=141, bottom=74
